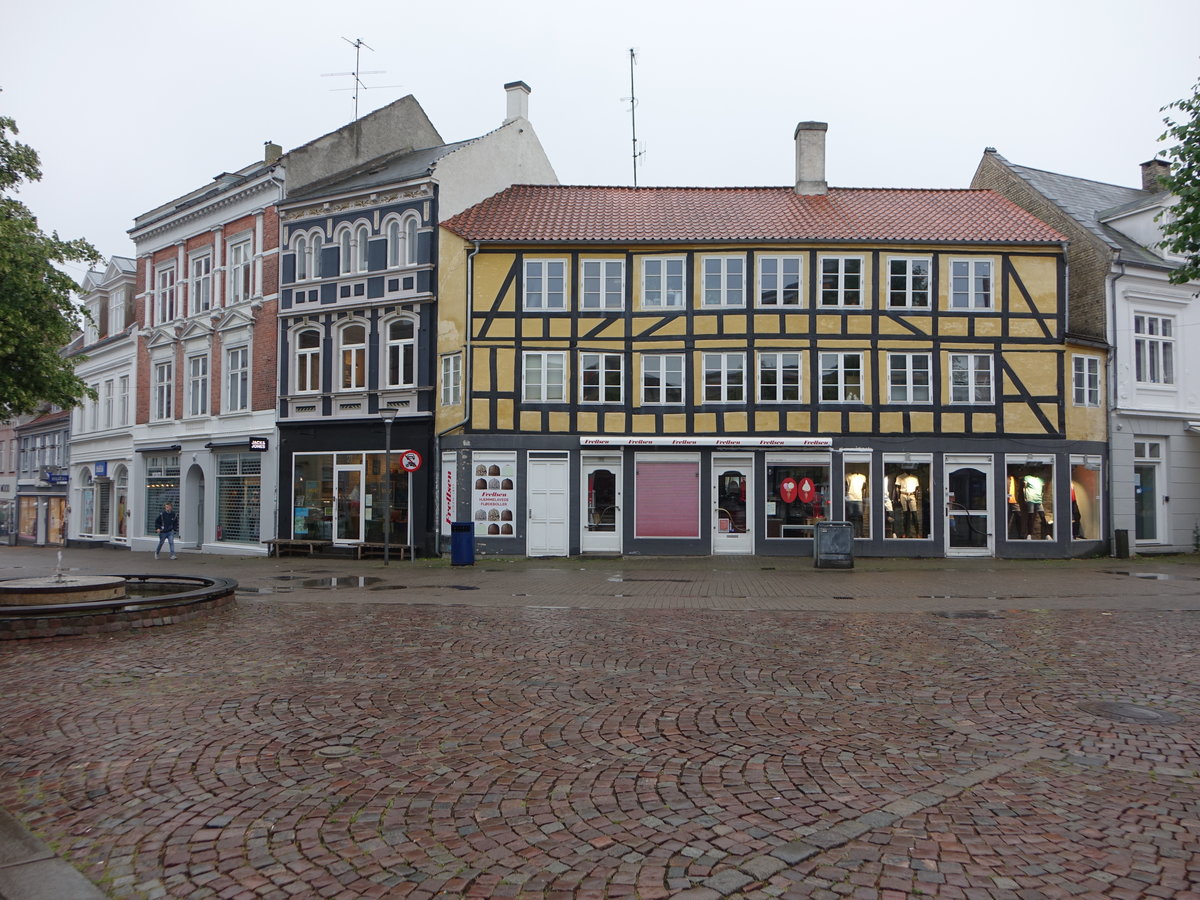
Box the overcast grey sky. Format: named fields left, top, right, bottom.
left=3, top=0, right=1198, bottom=272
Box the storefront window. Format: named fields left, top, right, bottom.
left=364, top=453, right=408, bottom=544
left=766, top=458, right=831, bottom=538
left=1070, top=456, right=1101, bottom=542
left=114, top=467, right=128, bottom=538
left=293, top=455, right=333, bottom=540
left=80, top=469, right=95, bottom=535
left=217, top=453, right=262, bottom=543
left=293, top=452, right=410, bottom=542
left=144, top=455, right=180, bottom=535
left=843, top=455, right=870, bottom=539
left=1006, top=456, right=1054, bottom=540
left=884, top=457, right=931, bottom=539
left=18, top=497, right=36, bottom=539
left=634, top=456, right=699, bottom=539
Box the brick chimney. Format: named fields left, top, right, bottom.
left=264, top=141, right=283, bottom=165
left=1140, top=158, right=1170, bottom=192
left=794, top=121, right=828, bottom=196
left=504, top=81, right=531, bottom=123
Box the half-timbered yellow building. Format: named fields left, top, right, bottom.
left=436, top=124, right=1106, bottom=559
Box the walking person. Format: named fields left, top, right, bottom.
left=154, top=501, right=179, bottom=560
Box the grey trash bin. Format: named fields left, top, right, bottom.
left=814, top=520, right=854, bottom=569
left=450, top=522, right=475, bottom=566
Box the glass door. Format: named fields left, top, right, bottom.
left=581, top=456, right=622, bottom=554
left=1134, top=463, right=1158, bottom=541
left=335, top=466, right=363, bottom=543
left=712, top=453, right=753, bottom=554
left=945, top=455, right=992, bottom=557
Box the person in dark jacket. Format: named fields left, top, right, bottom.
left=154, top=501, right=179, bottom=560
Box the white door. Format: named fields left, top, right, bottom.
left=581, top=455, right=622, bottom=554
left=712, top=453, right=753, bottom=554
left=945, top=454, right=993, bottom=557
left=528, top=454, right=569, bottom=556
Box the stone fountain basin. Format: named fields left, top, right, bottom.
left=0, top=575, right=128, bottom=606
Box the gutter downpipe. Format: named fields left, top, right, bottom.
left=433, top=239, right=480, bottom=554
left=1106, top=252, right=1127, bottom=557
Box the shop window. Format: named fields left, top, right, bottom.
left=79, top=468, right=95, bottom=535
left=843, top=456, right=870, bottom=539
left=1006, top=456, right=1054, bottom=541
left=144, top=455, right=180, bottom=535
left=293, top=455, right=334, bottom=540
left=1070, top=456, right=1102, bottom=541
left=766, top=461, right=830, bottom=538
left=634, top=457, right=700, bottom=538
left=884, top=458, right=931, bottom=539
left=217, top=453, right=262, bottom=543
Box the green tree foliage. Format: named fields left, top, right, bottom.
left=0, top=113, right=100, bottom=418
left=1159, top=76, right=1200, bottom=285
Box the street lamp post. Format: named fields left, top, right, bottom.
left=379, top=407, right=399, bottom=565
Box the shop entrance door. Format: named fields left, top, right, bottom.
left=334, top=465, right=364, bottom=544
left=581, top=455, right=622, bottom=554
left=712, top=454, right=753, bottom=554
left=945, top=455, right=992, bottom=557
left=528, top=452, right=569, bottom=556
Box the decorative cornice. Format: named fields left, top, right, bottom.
left=132, top=177, right=283, bottom=247
left=280, top=185, right=432, bottom=222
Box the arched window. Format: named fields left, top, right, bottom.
left=386, top=220, right=401, bottom=268
left=295, top=235, right=308, bottom=280
left=340, top=230, right=352, bottom=274
left=311, top=233, right=324, bottom=278
left=339, top=323, right=367, bottom=390
left=385, top=318, right=416, bottom=388
left=296, top=329, right=322, bottom=393
left=356, top=225, right=370, bottom=272
left=405, top=216, right=419, bottom=266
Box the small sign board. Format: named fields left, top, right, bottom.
left=249, top=437, right=269, bottom=452
left=399, top=449, right=423, bottom=472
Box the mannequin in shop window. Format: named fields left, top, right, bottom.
left=892, top=471, right=922, bottom=537
left=1071, top=485, right=1082, bottom=539
left=845, top=472, right=866, bottom=536
left=1022, top=471, right=1051, bottom=539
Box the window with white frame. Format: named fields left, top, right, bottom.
left=523, top=259, right=567, bottom=310
left=1072, top=355, right=1100, bottom=406
left=949, top=353, right=993, bottom=403
left=89, top=382, right=100, bottom=431
left=581, top=260, right=624, bottom=310
left=84, top=304, right=98, bottom=344
left=888, top=352, right=932, bottom=403
left=641, top=354, right=685, bottom=405
left=702, top=256, right=745, bottom=307
left=385, top=319, right=416, bottom=388
left=522, top=351, right=566, bottom=402
left=758, top=256, right=803, bottom=306
left=820, top=257, right=863, bottom=307
left=339, top=230, right=352, bottom=275
left=703, top=352, right=745, bottom=403
left=356, top=225, right=370, bottom=272
left=226, top=346, right=249, bottom=412
left=386, top=221, right=401, bottom=269
left=153, top=360, right=173, bottom=420
left=758, top=351, right=801, bottom=402
left=388, top=215, right=419, bottom=268
left=1134, top=314, right=1175, bottom=385
left=118, top=375, right=129, bottom=426
left=950, top=259, right=992, bottom=309
left=405, top=216, right=418, bottom=266
left=109, top=289, right=127, bottom=332
left=296, top=329, right=322, bottom=393
left=311, top=233, right=323, bottom=278
left=819, top=351, right=863, bottom=402
left=155, top=265, right=176, bottom=324
left=103, top=380, right=114, bottom=429
left=190, top=253, right=212, bottom=314
left=580, top=352, right=623, bottom=403
left=441, top=353, right=462, bottom=406
left=294, top=235, right=309, bottom=280
left=887, top=257, right=931, bottom=309
left=228, top=237, right=253, bottom=303
left=187, top=355, right=209, bottom=416
left=642, top=257, right=685, bottom=308
left=339, top=323, right=367, bottom=390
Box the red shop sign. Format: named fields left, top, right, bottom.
left=779, top=477, right=798, bottom=504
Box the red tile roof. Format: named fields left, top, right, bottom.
left=442, top=185, right=1068, bottom=245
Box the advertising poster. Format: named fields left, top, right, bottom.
left=440, top=452, right=456, bottom=537
left=471, top=451, right=517, bottom=537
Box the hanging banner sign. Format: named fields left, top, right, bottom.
left=579, top=436, right=832, bottom=448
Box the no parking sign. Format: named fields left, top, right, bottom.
left=399, top=449, right=423, bottom=472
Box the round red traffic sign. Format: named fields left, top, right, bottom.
left=399, top=449, right=423, bottom=472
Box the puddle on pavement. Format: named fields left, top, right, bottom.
left=300, top=576, right=384, bottom=589
left=607, top=576, right=692, bottom=583
left=1105, top=570, right=1197, bottom=581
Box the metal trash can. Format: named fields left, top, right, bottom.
left=450, top=522, right=475, bottom=566
left=1113, top=528, right=1130, bottom=559
left=814, top=520, right=854, bottom=569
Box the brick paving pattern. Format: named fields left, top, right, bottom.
left=1, top=549, right=1199, bottom=898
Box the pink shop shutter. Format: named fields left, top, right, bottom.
left=635, top=461, right=700, bottom=538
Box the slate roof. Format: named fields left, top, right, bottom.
left=285, top=140, right=475, bottom=202
left=442, top=185, right=1067, bottom=245
left=990, top=153, right=1174, bottom=270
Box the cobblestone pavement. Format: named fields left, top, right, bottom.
left=2, top=548, right=1200, bottom=898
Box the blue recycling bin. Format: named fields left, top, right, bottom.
left=450, top=522, right=475, bottom=566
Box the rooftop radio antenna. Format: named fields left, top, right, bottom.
left=623, top=48, right=646, bottom=187
left=322, top=37, right=402, bottom=123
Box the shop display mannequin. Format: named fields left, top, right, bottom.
left=893, top=472, right=922, bottom=537
left=845, top=472, right=866, bottom=536
left=1022, top=472, right=1050, bottom=539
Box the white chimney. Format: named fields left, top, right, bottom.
left=794, top=121, right=828, bottom=196
left=504, top=81, right=531, bottom=123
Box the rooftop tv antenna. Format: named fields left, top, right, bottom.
left=322, top=37, right=402, bottom=123
left=623, top=48, right=646, bottom=187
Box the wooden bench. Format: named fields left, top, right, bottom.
left=353, top=542, right=411, bottom=560
left=264, top=539, right=332, bottom=558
